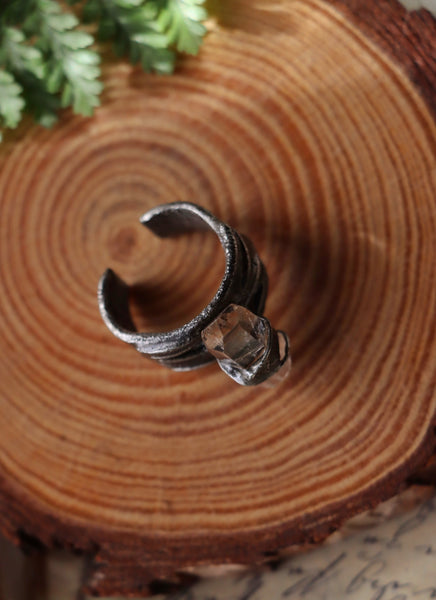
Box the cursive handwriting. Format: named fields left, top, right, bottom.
left=282, top=553, right=347, bottom=597
left=170, top=495, right=436, bottom=600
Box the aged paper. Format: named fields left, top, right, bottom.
left=399, top=0, right=436, bottom=15
left=168, top=488, right=436, bottom=600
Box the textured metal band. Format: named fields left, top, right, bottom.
left=98, top=202, right=268, bottom=371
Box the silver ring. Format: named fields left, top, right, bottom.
left=98, top=202, right=291, bottom=386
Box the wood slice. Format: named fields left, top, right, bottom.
left=1, top=0, right=436, bottom=596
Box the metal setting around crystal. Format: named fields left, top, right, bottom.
left=98, top=202, right=291, bottom=386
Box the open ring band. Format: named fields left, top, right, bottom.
left=98, top=202, right=291, bottom=386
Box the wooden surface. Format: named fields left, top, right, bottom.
left=1, top=0, right=436, bottom=596
left=1, top=485, right=435, bottom=600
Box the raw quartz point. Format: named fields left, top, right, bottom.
left=202, top=304, right=292, bottom=386
left=202, top=304, right=268, bottom=369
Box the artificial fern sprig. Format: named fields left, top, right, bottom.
left=83, top=0, right=175, bottom=74
left=27, top=0, right=103, bottom=116
left=0, top=0, right=102, bottom=138
left=0, top=70, right=25, bottom=139
left=0, top=0, right=208, bottom=141
left=0, top=24, right=60, bottom=128
left=158, top=0, right=207, bottom=54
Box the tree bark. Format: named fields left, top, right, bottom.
left=1, top=0, right=436, bottom=596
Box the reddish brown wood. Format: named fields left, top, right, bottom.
left=409, top=454, right=436, bottom=485
left=1, top=0, right=436, bottom=596
left=330, top=0, right=436, bottom=116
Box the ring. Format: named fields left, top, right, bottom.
left=98, top=202, right=291, bottom=386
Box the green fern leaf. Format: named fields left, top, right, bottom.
left=1, top=0, right=34, bottom=26
left=158, top=0, right=207, bottom=54
left=0, top=25, right=60, bottom=127
left=0, top=0, right=208, bottom=140
left=34, top=0, right=102, bottom=116
left=0, top=69, right=24, bottom=138
left=20, top=71, right=60, bottom=127
left=0, top=27, right=45, bottom=79
left=92, top=0, right=175, bottom=74
left=82, top=0, right=102, bottom=23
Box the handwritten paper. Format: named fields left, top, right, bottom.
left=399, top=0, right=436, bottom=16
left=168, top=488, right=436, bottom=600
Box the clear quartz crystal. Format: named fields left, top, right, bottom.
left=202, top=304, right=268, bottom=369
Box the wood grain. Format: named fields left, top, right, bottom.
left=1, top=0, right=436, bottom=595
